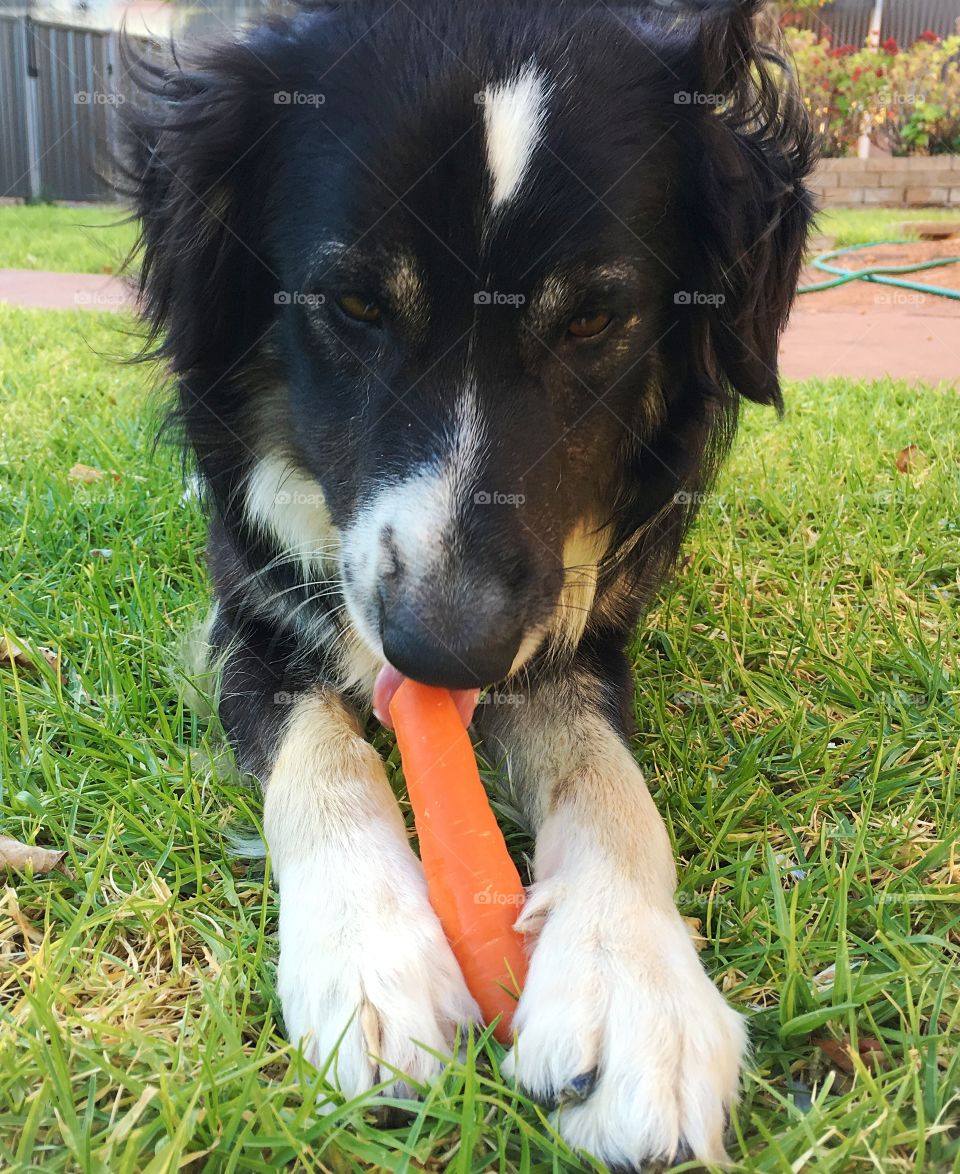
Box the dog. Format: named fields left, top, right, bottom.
left=124, top=0, right=814, bottom=1165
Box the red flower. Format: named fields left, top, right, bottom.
left=852, top=67, right=862, bottom=81
left=882, top=36, right=899, bottom=55
left=916, top=30, right=939, bottom=44
left=875, top=67, right=884, bottom=77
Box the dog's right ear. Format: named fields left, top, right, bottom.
left=119, top=38, right=282, bottom=376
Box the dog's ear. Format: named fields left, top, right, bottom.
left=119, top=38, right=283, bottom=376
left=669, top=0, right=816, bottom=408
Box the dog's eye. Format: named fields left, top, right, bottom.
left=337, top=293, right=382, bottom=324
left=568, top=312, right=612, bottom=339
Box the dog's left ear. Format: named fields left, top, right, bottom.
left=672, top=0, right=816, bottom=409
left=118, top=36, right=284, bottom=377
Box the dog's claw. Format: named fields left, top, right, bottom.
left=559, top=1068, right=598, bottom=1104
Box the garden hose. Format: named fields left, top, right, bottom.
left=798, top=239, right=960, bottom=300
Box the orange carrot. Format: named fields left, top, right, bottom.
left=389, top=679, right=527, bottom=1044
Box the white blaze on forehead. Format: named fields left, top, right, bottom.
left=482, top=64, right=551, bottom=208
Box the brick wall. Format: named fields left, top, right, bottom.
left=810, top=157, right=960, bottom=207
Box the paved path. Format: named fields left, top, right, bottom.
left=1, top=266, right=957, bottom=386
left=0, top=268, right=134, bottom=311
left=781, top=306, right=959, bottom=385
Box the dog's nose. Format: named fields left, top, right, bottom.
left=378, top=585, right=524, bottom=689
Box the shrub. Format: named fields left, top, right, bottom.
left=784, top=28, right=960, bottom=156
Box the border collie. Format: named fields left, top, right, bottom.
left=125, top=0, right=814, bottom=1164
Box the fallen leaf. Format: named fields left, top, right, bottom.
left=1, top=636, right=61, bottom=677
left=896, top=445, right=927, bottom=474
left=0, top=835, right=70, bottom=877
left=69, top=463, right=121, bottom=485
left=813, top=1035, right=886, bottom=1073
left=69, top=462, right=105, bottom=483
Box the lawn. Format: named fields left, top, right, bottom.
left=0, top=204, right=137, bottom=274
left=814, top=205, right=960, bottom=248
left=1, top=299, right=958, bottom=1166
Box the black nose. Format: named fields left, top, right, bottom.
left=379, top=595, right=524, bottom=689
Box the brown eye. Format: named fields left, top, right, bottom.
left=568, top=311, right=612, bottom=338
left=337, top=293, right=381, bottom=323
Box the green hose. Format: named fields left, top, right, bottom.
left=798, top=239, right=960, bottom=300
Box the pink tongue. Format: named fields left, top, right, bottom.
left=373, top=664, right=480, bottom=730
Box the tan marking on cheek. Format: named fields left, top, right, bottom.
left=548, top=520, right=613, bottom=651
left=508, top=623, right=548, bottom=676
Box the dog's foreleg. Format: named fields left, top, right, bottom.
left=263, top=688, right=477, bottom=1095
left=479, top=663, right=745, bottom=1167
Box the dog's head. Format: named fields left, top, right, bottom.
left=125, top=0, right=813, bottom=691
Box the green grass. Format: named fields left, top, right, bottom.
left=815, top=206, right=960, bottom=248
left=1, top=301, right=959, bottom=1172
left=0, top=204, right=137, bottom=274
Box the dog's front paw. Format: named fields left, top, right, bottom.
left=505, top=882, right=745, bottom=1168
left=277, top=852, right=478, bottom=1098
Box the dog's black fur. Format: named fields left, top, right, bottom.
left=124, top=1, right=814, bottom=1164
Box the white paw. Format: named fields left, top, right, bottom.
left=504, top=881, right=745, bottom=1168
left=277, top=844, right=479, bottom=1098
